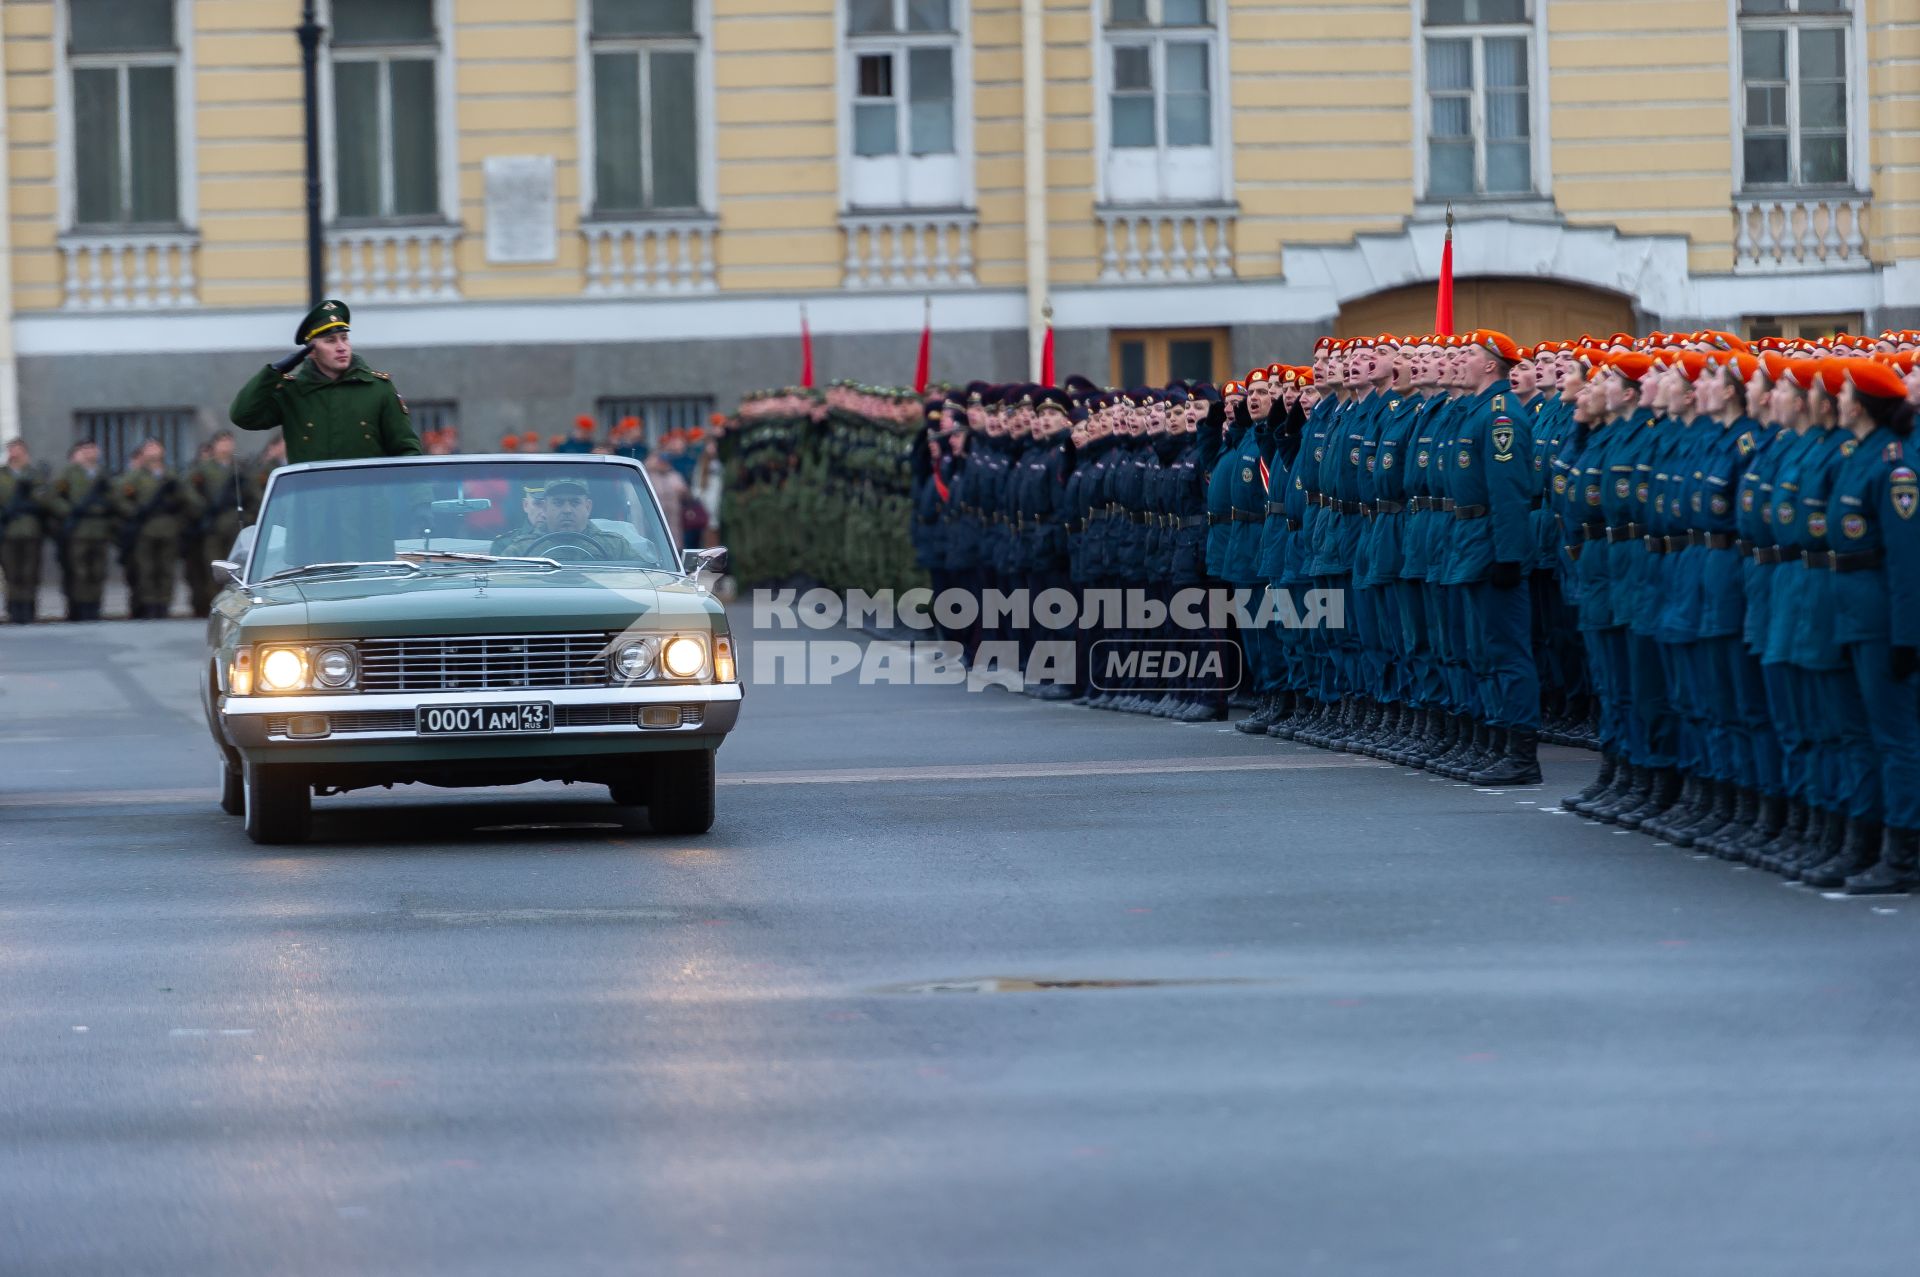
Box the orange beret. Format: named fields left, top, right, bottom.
left=500, top=435, right=521, bottom=452
left=1222, top=381, right=1244, bottom=396
left=519, top=430, right=540, bottom=445
left=1469, top=329, right=1522, bottom=363
left=574, top=414, right=596, bottom=435
left=1608, top=352, right=1655, bottom=381
left=1842, top=358, right=1909, bottom=401
left=1674, top=351, right=1710, bottom=381
left=1245, top=368, right=1270, bottom=385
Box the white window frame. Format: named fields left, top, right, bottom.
left=52, top=0, right=197, bottom=231
left=837, top=0, right=974, bottom=212
left=318, top=0, right=459, bottom=225
left=578, top=0, right=717, bottom=218
left=1728, top=0, right=1868, bottom=193
left=1091, top=0, right=1231, bottom=207
left=1410, top=0, right=1551, bottom=206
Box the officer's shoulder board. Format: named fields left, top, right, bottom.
left=372, top=369, right=393, bottom=381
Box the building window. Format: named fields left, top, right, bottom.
left=597, top=395, right=714, bottom=447
left=67, top=0, right=181, bottom=227
left=1423, top=0, right=1533, bottom=199
left=843, top=0, right=965, bottom=209
left=591, top=0, right=703, bottom=214
left=75, top=407, right=196, bottom=471
left=1100, top=0, right=1222, bottom=204
left=329, top=0, right=443, bottom=221
left=407, top=399, right=459, bottom=444
left=1738, top=0, right=1852, bottom=188
left=1745, top=312, right=1862, bottom=341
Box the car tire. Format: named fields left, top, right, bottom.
left=220, top=761, right=245, bottom=816
left=244, top=762, right=312, bottom=845
left=647, top=749, right=715, bottom=835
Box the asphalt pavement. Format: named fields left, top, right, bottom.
left=3, top=614, right=1919, bottom=1277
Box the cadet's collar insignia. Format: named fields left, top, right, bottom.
left=1737, top=432, right=1755, bottom=456
left=1840, top=438, right=1858, bottom=456
left=1491, top=394, right=1506, bottom=409
left=1389, top=399, right=1401, bottom=409
left=1893, top=467, right=1918, bottom=519
left=1886, top=441, right=1905, bottom=463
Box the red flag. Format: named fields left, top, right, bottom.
left=800, top=305, right=814, bottom=388
left=913, top=297, right=931, bottom=395
left=1040, top=323, right=1056, bottom=387
left=1434, top=207, right=1455, bottom=336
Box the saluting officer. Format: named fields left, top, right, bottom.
left=229, top=300, right=422, bottom=463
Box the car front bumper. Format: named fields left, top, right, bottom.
left=219, top=682, right=741, bottom=765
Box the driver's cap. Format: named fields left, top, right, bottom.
left=542, top=477, right=589, bottom=498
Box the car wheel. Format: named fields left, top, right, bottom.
left=219, top=760, right=245, bottom=816
left=647, top=749, right=715, bottom=835
left=244, top=762, right=312, bottom=845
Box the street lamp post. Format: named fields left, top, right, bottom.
left=298, top=1, right=325, bottom=307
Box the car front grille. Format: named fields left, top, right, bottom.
left=356, top=632, right=614, bottom=692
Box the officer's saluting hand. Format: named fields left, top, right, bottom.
left=229, top=299, right=423, bottom=464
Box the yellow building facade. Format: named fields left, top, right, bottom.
left=1, top=0, right=1914, bottom=459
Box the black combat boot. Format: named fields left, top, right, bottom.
left=1460, top=721, right=1501, bottom=778
left=1843, top=826, right=1920, bottom=896
left=1802, top=818, right=1883, bottom=890
left=1657, top=777, right=1715, bottom=846
left=1645, top=775, right=1703, bottom=842
left=1617, top=767, right=1680, bottom=831
left=1697, top=785, right=1757, bottom=859
left=1470, top=728, right=1542, bottom=786
left=1415, top=708, right=1456, bottom=768
left=1782, top=809, right=1844, bottom=879
left=1733, top=792, right=1788, bottom=859
left=1754, top=798, right=1811, bottom=870
left=1437, top=717, right=1483, bottom=779
left=1563, top=753, right=1618, bottom=814
left=1682, top=780, right=1741, bottom=849
left=1235, top=693, right=1281, bottom=734
left=1588, top=762, right=1646, bottom=824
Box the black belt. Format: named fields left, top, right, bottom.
left=1337, top=499, right=1363, bottom=515
left=1581, top=521, right=1608, bottom=542
left=1286, top=517, right=1303, bottom=531
left=1735, top=538, right=1755, bottom=557
left=1374, top=499, right=1405, bottom=514
left=1452, top=504, right=1489, bottom=520
left=1265, top=501, right=1288, bottom=516
left=1407, top=495, right=1432, bottom=512
left=1803, top=550, right=1834, bottom=569
left=1605, top=523, right=1643, bottom=543
left=1829, top=548, right=1885, bottom=572
left=1697, top=531, right=1736, bottom=550
left=1642, top=535, right=1672, bottom=554
left=1438, top=498, right=1458, bottom=512
left=1181, top=515, right=1205, bottom=528
left=1563, top=544, right=1584, bottom=563
left=1752, top=544, right=1801, bottom=565
left=1230, top=509, right=1262, bottom=523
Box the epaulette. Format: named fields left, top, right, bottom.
left=372, top=370, right=392, bottom=381
left=1491, top=394, right=1506, bottom=409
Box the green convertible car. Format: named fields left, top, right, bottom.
left=200, top=454, right=741, bottom=845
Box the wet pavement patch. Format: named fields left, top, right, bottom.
left=875, top=977, right=1270, bottom=994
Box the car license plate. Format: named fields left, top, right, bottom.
left=417, top=702, right=554, bottom=736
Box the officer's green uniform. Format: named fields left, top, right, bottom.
left=48, top=462, right=114, bottom=621
left=227, top=300, right=423, bottom=464
left=0, top=461, right=51, bottom=623
left=489, top=481, right=628, bottom=559
left=116, top=467, right=203, bottom=619
left=185, top=456, right=248, bottom=615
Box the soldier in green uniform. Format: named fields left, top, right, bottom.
left=115, top=438, right=203, bottom=620
left=47, top=439, right=114, bottom=622
left=185, top=430, right=247, bottom=616
left=489, top=478, right=628, bottom=559
left=0, top=438, right=52, bottom=623
left=228, top=300, right=423, bottom=463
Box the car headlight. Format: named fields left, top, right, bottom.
left=313, top=646, right=357, bottom=689
left=613, top=637, right=658, bottom=682
left=258, top=646, right=309, bottom=692
left=661, top=635, right=705, bottom=679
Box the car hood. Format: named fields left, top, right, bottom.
left=230, top=569, right=723, bottom=641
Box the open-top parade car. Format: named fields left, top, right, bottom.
left=200, top=453, right=740, bottom=844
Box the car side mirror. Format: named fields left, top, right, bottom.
left=681, top=546, right=728, bottom=577
left=212, top=559, right=244, bottom=587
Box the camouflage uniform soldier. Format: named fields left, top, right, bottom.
left=185, top=431, right=247, bottom=616
left=115, top=438, right=203, bottom=620
left=48, top=439, right=114, bottom=622
left=0, top=438, right=52, bottom=623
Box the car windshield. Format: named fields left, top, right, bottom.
left=249, top=460, right=677, bottom=582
